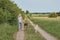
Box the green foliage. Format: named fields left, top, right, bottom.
left=26, top=10, right=29, bottom=14
left=0, top=23, right=18, bottom=40
left=21, top=11, right=25, bottom=20
left=56, top=12, right=60, bottom=16
left=30, top=13, right=32, bottom=17
left=0, top=0, right=22, bottom=25
left=49, top=13, right=58, bottom=18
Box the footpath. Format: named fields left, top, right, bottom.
left=16, top=23, right=24, bottom=40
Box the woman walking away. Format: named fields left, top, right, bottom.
left=18, top=14, right=22, bottom=30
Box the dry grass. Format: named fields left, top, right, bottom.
left=32, top=14, right=49, bottom=17
left=32, top=17, right=60, bottom=21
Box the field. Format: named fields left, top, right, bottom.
left=0, top=23, right=18, bottom=40
left=25, top=24, right=45, bottom=40
left=31, top=17, right=60, bottom=40
left=33, top=17, right=60, bottom=21
left=31, top=14, right=49, bottom=17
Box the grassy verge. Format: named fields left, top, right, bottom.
left=25, top=24, right=45, bottom=40
left=31, top=17, right=60, bottom=40
left=0, top=23, right=18, bottom=40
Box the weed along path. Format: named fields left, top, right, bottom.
left=16, top=23, right=24, bottom=40
left=27, top=18, right=58, bottom=40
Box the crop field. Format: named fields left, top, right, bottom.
left=0, top=23, right=18, bottom=40
left=32, top=14, right=49, bottom=17
left=25, top=24, right=45, bottom=40
left=31, top=17, right=60, bottom=40
left=32, top=17, right=60, bottom=21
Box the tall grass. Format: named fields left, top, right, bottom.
left=25, top=24, right=45, bottom=40
left=31, top=17, right=60, bottom=40
left=0, top=23, right=18, bottom=40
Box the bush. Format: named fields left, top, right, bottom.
left=57, top=12, right=60, bottom=16
left=0, top=0, right=21, bottom=25
left=49, top=13, right=58, bottom=18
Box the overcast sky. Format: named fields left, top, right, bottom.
left=12, top=0, right=60, bottom=12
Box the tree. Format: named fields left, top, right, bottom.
left=26, top=10, right=29, bottom=14
left=21, top=11, right=25, bottom=20
left=49, top=13, right=58, bottom=18
left=0, top=0, right=23, bottom=25
left=56, top=12, right=60, bottom=16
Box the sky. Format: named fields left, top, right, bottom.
left=12, top=0, right=60, bottom=13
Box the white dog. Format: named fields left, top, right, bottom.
left=34, top=24, right=38, bottom=33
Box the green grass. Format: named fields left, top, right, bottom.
left=31, top=17, right=60, bottom=40
left=0, top=23, right=18, bottom=40
left=25, top=24, right=45, bottom=40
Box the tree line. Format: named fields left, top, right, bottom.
left=25, top=10, right=60, bottom=18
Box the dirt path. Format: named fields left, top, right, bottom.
left=16, top=30, right=24, bottom=40
left=16, top=23, right=24, bottom=40
left=27, top=18, right=58, bottom=40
